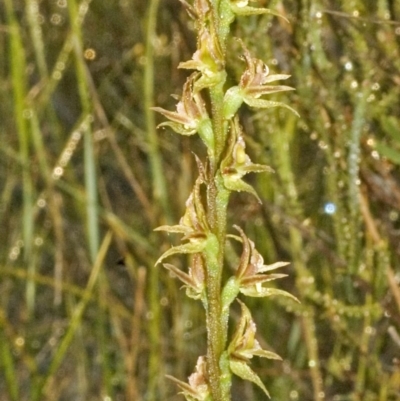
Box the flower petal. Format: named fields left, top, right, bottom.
left=240, top=273, right=288, bottom=287
left=166, top=355, right=211, bottom=401
left=239, top=163, right=274, bottom=174
left=245, top=84, right=295, bottom=97
left=231, top=3, right=289, bottom=23
left=233, top=225, right=251, bottom=279
left=229, top=359, right=270, bottom=398
left=163, top=263, right=195, bottom=288
left=258, top=261, right=290, bottom=273
left=166, top=374, right=199, bottom=398
left=252, top=349, right=282, bottom=360
left=158, top=121, right=197, bottom=136
left=155, top=241, right=207, bottom=266
left=243, top=96, right=299, bottom=116
left=151, top=106, right=191, bottom=125
left=240, top=286, right=300, bottom=302
left=223, top=175, right=261, bottom=202
left=154, top=224, right=193, bottom=235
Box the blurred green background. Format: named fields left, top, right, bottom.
left=1, top=0, right=400, bottom=400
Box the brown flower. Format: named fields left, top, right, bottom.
left=223, top=41, right=298, bottom=119
left=152, top=73, right=209, bottom=136
left=179, top=24, right=225, bottom=91
left=221, top=117, right=273, bottom=201
left=228, top=299, right=282, bottom=397
left=166, top=355, right=211, bottom=401
left=163, top=254, right=206, bottom=300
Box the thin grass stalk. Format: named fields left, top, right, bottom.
left=0, top=321, right=19, bottom=401
left=75, top=324, right=89, bottom=399
left=378, top=378, right=389, bottom=401
left=35, top=31, right=74, bottom=114
left=144, top=0, right=171, bottom=398
left=126, top=266, right=146, bottom=401
left=105, top=125, right=154, bottom=222
left=49, top=176, right=155, bottom=255
left=301, top=308, right=324, bottom=400
left=26, top=0, right=48, bottom=79
left=144, top=0, right=171, bottom=222
left=67, top=0, right=99, bottom=263
left=29, top=111, right=65, bottom=304
left=25, top=0, right=67, bottom=307
left=32, top=231, right=112, bottom=401
left=353, top=295, right=372, bottom=400
left=5, top=0, right=35, bottom=314
left=346, top=89, right=368, bottom=275
left=66, top=1, right=112, bottom=396
left=269, top=113, right=324, bottom=400
left=0, top=265, right=133, bottom=321
left=360, top=192, right=400, bottom=397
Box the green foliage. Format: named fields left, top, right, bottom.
left=1, top=0, right=400, bottom=400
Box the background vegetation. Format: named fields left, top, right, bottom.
left=1, top=0, right=400, bottom=400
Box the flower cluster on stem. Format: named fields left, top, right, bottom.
left=154, top=1, right=298, bottom=400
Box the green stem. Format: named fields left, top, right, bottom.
left=144, top=0, right=172, bottom=223
left=204, top=230, right=230, bottom=401
left=143, top=0, right=171, bottom=399
left=5, top=0, right=35, bottom=315
left=26, top=0, right=48, bottom=79
left=210, top=83, right=228, bottom=164
left=206, top=82, right=231, bottom=401
left=204, top=240, right=224, bottom=401
left=203, top=3, right=233, bottom=400
left=346, top=88, right=368, bottom=276
left=68, top=0, right=99, bottom=263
